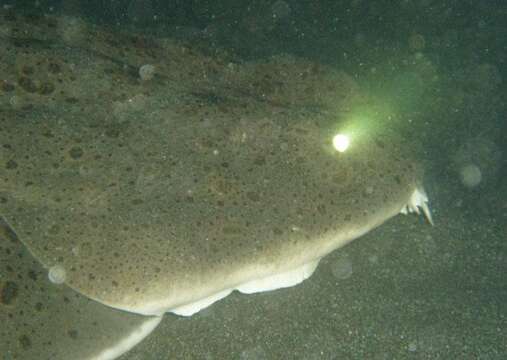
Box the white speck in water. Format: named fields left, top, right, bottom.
left=460, top=163, right=482, bottom=188
left=368, top=254, right=378, bottom=264
left=330, top=255, right=353, bottom=280
left=48, top=265, right=67, bottom=284
left=408, top=341, right=418, bottom=352
left=71, top=246, right=80, bottom=256
left=138, top=64, right=156, bottom=81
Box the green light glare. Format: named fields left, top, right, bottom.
left=329, top=99, right=400, bottom=152
left=332, top=133, right=350, bottom=152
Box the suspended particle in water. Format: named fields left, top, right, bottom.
left=460, top=163, right=482, bottom=188
left=139, top=64, right=156, bottom=81
left=48, top=265, right=67, bottom=285
left=330, top=255, right=353, bottom=280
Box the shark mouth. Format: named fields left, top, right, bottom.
left=400, top=187, right=434, bottom=225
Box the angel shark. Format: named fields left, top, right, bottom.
left=0, top=11, right=432, bottom=360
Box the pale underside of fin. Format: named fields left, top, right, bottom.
left=169, top=288, right=234, bottom=316
left=92, top=316, right=162, bottom=360
left=169, top=258, right=321, bottom=316
left=236, top=258, right=320, bottom=294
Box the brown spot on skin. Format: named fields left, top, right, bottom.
left=38, top=82, right=55, bottom=95
left=65, top=97, right=79, bottom=104
left=69, top=147, right=84, bottom=159
left=21, top=65, right=35, bottom=76
left=28, top=270, right=38, bottom=281
left=246, top=191, right=260, bottom=202
left=48, top=224, right=60, bottom=235
left=19, top=334, right=32, bottom=350
left=68, top=329, right=79, bottom=339
left=254, top=156, right=266, bottom=166
left=0, top=281, right=18, bottom=305
left=105, top=127, right=120, bottom=138
left=18, top=76, right=38, bottom=93
left=5, top=159, right=18, bottom=169
left=1, top=80, right=15, bottom=92
left=223, top=226, right=241, bottom=235
left=273, top=227, right=283, bottom=235
left=48, top=62, right=61, bottom=74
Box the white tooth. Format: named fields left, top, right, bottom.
left=401, top=187, right=434, bottom=225
left=421, top=200, right=434, bottom=226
